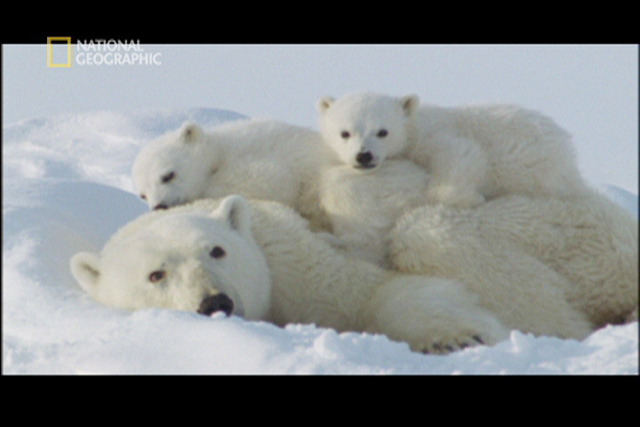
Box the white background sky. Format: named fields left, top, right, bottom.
left=3, top=44, right=638, bottom=192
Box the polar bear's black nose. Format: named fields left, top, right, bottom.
left=153, top=203, right=169, bottom=210
left=356, top=151, right=374, bottom=167
left=198, top=293, right=234, bottom=316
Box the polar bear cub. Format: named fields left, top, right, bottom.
left=318, top=92, right=588, bottom=208
left=133, top=119, right=335, bottom=229
left=71, top=195, right=523, bottom=354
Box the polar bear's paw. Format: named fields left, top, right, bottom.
left=418, top=333, right=487, bottom=355
left=364, top=277, right=510, bottom=355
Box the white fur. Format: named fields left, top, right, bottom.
left=71, top=196, right=271, bottom=320
left=318, top=92, right=589, bottom=208
left=132, top=119, right=336, bottom=230
left=71, top=195, right=601, bottom=354
left=389, top=190, right=638, bottom=330
left=318, top=159, right=429, bottom=266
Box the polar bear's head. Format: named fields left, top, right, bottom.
left=317, top=92, right=419, bottom=169
left=133, top=123, right=220, bottom=210
left=71, top=195, right=271, bottom=320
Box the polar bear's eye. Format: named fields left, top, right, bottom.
left=210, top=246, right=226, bottom=259
left=340, top=131, right=351, bottom=139
left=377, top=129, right=388, bottom=138
left=140, top=194, right=147, bottom=200
left=161, top=171, right=176, bottom=184
left=149, top=270, right=166, bottom=283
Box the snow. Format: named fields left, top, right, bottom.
left=3, top=108, right=638, bottom=375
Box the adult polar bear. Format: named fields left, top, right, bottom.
left=70, top=196, right=593, bottom=354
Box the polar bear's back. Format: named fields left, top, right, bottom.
left=415, top=103, right=587, bottom=199
left=477, top=191, right=638, bottom=326
left=212, top=118, right=330, bottom=170
left=205, top=119, right=335, bottom=225
left=391, top=191, right=638, bottom=331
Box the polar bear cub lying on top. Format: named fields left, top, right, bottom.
left=132, top=119, right=335, bottom=230
left=317, top=92, right=589, bottom=208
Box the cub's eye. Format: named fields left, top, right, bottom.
left=149, top=270, right=166, bottom=283
left=377, top=129, right=388, bottom=138
left=140, top=194, right=147, bottom=200
left=210, top=246, right=226, bottom=259
left=161, top=171, right=175, bottom=183
left=340, top=131, right=351, bottom=139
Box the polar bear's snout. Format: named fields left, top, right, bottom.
left=197, top=293, right=234, bottom=316
left=355, top=151, right=376, bottom=168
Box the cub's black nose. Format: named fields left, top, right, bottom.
left=355, top=151, right=374, bottom=167
left=153, top=203, right=169, bottom=210
left=198, top=293, right=234, bottom=316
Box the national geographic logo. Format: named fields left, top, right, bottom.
left=47, top=37, right=162, bottom=67
left=47, top=37, right=73, bottom=67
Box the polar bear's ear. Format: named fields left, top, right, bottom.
left=214, top=195, right=252, bottom=236
left=400, top=95, right=419, bottom=117
left=317, top=97, right=335, bottom=113
left=179, top=122, right=204, bottom=144
left=70, top=252, right=101, bottom=293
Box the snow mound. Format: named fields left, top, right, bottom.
left=3, top=108, right=638, bottom=375
left=3, top=108, right=245, bottom=192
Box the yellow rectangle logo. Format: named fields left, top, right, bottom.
left=47, top=37, right=73, bottom=67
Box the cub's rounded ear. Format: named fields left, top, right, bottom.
left=317, top=97, right=335, bottom=113
left=400, top=95, right=419, bottom=117
left=70, top=252, right=101, bottom=294
left=214, top=195, right=252, bottom=236
left=179, top=122, right=204, bottom=144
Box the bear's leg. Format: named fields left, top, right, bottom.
left=363, top=276, right=509, bottom=354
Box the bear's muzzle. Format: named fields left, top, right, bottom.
left=197, top=293, right=234, bottom=316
